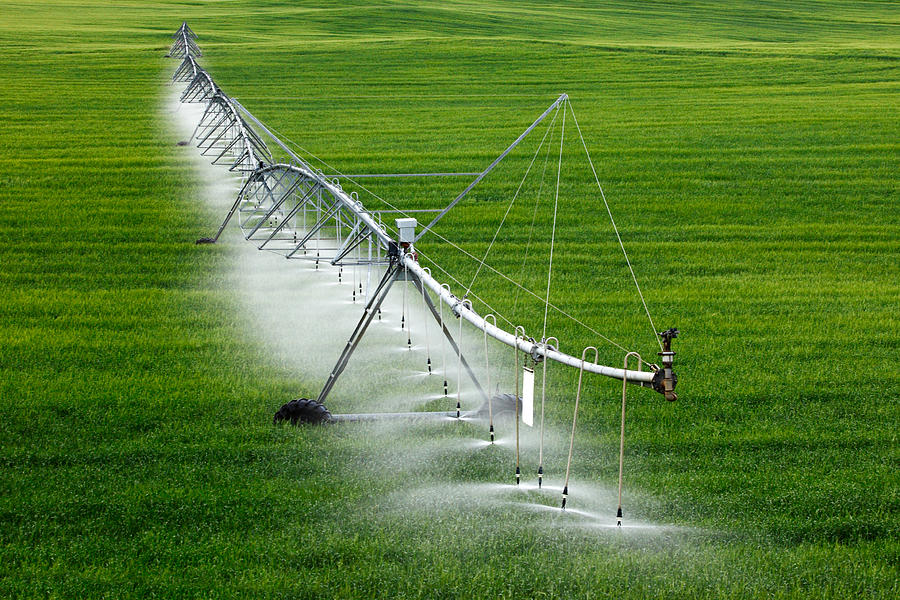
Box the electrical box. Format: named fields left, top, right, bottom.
left=396, top=218, right=417, bottom=243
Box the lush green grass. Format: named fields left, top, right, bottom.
left=1, top=1, right=898, bottom=597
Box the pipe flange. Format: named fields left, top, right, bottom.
left=530, top=341, right=544, bottom=363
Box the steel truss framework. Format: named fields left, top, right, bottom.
left=168, top=22, right=200, bottom=59
left=169, top=25, right=677, bottom=405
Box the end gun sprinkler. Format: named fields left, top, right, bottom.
left=657, top=328, right=679, bottom=402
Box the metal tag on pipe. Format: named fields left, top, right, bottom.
left=522, top=366, right=535, bottom=427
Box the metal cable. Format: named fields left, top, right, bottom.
left=513, top=104, right=559, bottom=315
left=420, top=239, right=628, bottom=352
left=464, top=103, right=560, bottom=296
left=568, top=103, right=662, bottom=351
left=541, top=100, right=565, bottom=342
left=254, top=103, right=629, bottom=352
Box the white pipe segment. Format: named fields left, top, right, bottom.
left=255, top=163, right=393, bottom=248
left=400, top=254, right=655, bottom=385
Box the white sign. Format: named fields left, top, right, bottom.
left=522, top=366, right=534, bottom=427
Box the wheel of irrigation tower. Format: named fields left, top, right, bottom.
left=273, top=398, right=332, bottom=425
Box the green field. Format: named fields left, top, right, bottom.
left=1, top=1, right=898, bottom=597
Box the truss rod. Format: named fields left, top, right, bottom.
left=414, top=93, right=568, bottom=242
left=258, top=182, right=322, bottom=249
left=317, top=262, right=400, bottom=403
left=411, top=275, right=489, bottom=403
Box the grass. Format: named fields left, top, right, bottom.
left=1, top=1, right=898, bottom=597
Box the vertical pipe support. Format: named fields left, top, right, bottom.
left=617, top=351, right=643, bottom=526
left=562, top=346, right=599, bottom=509
left=537, top=336, right=559, bottom=489
left=483, top=314, right=497, bottom=443
left=513, top=325, right=526, bottom=485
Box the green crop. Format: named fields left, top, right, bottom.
left=1, top=1, right=897, bottom=598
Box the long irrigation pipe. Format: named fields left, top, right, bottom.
left=179, top=45, right=667, bottom=394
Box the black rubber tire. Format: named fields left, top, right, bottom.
left=273, top=398, right=332, bottom=425
left=477, top=393, right=521, bottom=418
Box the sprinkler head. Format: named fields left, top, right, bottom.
left=443, top=380, right=448, bottom=396
left=426, top=358, right=432, bottom=373
left=616, top=506, right=623, bottom=527
left=407, top=336, right=412, bottom=350
left=515, top=466, right=521, bottom=485
left=537, top=465, right=543, bottom=488
left=561, top=485, right=568, bottom=510
left=456, top=401, right=461, bottom=419
left=489, top=424, right=494, bottom=443
left=377, top=308, right=382, bottom=321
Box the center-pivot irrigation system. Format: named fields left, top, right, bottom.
left=168, top=24, right=679, bottom=523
